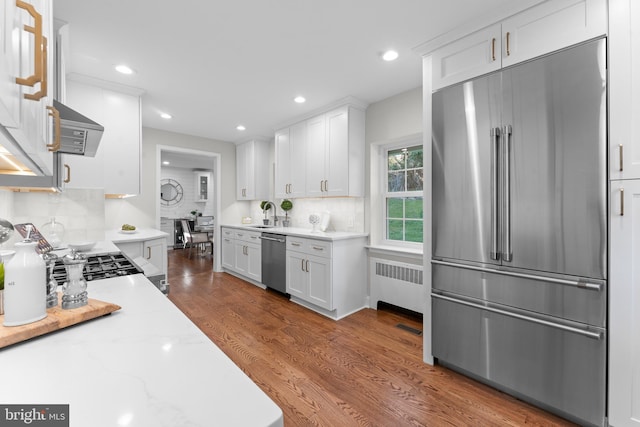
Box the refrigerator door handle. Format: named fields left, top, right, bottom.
left=431, top=292, right=604, bottom=340
left=502, top=125, right=513, bottom=262
left=490, top=127, right=501, bottom=260
left=431, top=259, right=603, bottom=291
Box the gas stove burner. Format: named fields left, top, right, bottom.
left=52, top=252, right=142, bottom=282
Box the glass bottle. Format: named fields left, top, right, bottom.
left=40, top=217, right=65, bottom=248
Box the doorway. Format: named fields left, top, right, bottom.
left=156, top=145, right=221, bottom=272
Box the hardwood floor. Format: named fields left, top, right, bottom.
left=167, top=249, right=576, bottom=426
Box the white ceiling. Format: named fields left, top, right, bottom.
left=52, top=0, right=516, bottom=144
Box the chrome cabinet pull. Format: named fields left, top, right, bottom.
left=431, top=292, right=603, bottom=340
left=301, top=259, right=305, bottom=271
left=502, top=125, right=512, bottom=262
left=619, top=144, right=624, bottom=172
left=305, top=260, right=309, bottom=272
left=506, top=32, right=511, bottom=56
left=620, top=188, right=625, bottom=216
left=311, top=246, right=324, bottom=251
left=491, top=38, right=496, bottom=61
left=490, top=127, right=500, bottom=260
left=63, top=164, right=70, bottom=183
left=147, top=247, right=151, bottom=259
left=290, top=242, right=301, bottom=247
left=431, top=259, right=603, bottom=291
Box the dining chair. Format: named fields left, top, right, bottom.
left=180, top=219, right=213, bottom=258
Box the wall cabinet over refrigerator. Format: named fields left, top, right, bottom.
left=0, top=0, right=56, bottom=177
left=236, top=139, right=268, bottom=201
left=63, top=78, right=142, bottom=196
left=429, top=0, right=607, bottom=90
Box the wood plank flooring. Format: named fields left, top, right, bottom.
left=167, top=249, right=576, bottom=426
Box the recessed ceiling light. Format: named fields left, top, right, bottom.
left=162, top=161, right=170, bottom=165
left=160, top=113, right=172, bottom=119
left=382, top=50, right=399, bottom=61
left=115, top=64, right=134, bottom=75
left=236, top=125, right=246, bottom=131
left=294, top=96, right=306, bottom=104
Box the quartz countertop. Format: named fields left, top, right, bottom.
left=105, top=228, right=168, bottom=243
left=222, top=224, right=368, bottom=241
left=0, top=275, right=283, bottom=427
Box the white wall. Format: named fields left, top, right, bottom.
left=104, top=127, right=244, bottom=230
left=365, top=86, right=423, bottom=258
left=160, top=167, right=214, bottom=219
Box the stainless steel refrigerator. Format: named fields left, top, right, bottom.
left=431, top=38, right=607, bottom=427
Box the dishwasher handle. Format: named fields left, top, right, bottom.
left=259, top=235, right=286, bottom=243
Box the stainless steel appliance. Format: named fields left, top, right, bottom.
left=260, top=233, right=287, bottom=294
left=431, top=38, right=607, bottom=427
left=51, top=253, right=142, bottom=283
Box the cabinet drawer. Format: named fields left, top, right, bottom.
left=234, top=230, right=261, bottom=244
left=287, top=237, right=331, bottom=258
left=221, top=228, right=235, bottom=239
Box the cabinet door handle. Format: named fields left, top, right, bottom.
left=15, top=0, right=43, bottom=87
left=15, top=1, right=46, bottom=99
left=147, top=247, right=151, bottom=259
left=491, top=37, right=496, bottom=61
left=619, top=144, right=624, bottom=172
left=301, top=259, right=305, bottom=271
left=505, top=32, right=511, bottom=56
left=46, top=105, right=60, bottom=151
left=620, top=188, right=625, bottom=216
left=305, top=260, right=309, bottom=272
left=24, top=36, right=47, bottom=101
left=63, top=164, right=70, bottom=183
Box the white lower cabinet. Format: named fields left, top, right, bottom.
left=114, top=237, right=167, bottom=278
left=220, top=227, right=262, bottom=284
left=609, top=180, right=640, bottom=427
left=286, top=235, right=366, bottom=320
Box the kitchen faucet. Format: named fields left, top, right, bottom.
left=263, top=201, right=278, bottom=226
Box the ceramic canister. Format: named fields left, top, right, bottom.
left=3, top=241, right=46, bottom=326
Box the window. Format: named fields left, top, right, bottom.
left=384, top=144, right=423, bottom=244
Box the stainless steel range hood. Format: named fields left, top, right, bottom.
left=53, top=99, right=104, bottom=156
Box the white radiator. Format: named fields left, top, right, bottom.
left=369, top=258, right=424, bottom=314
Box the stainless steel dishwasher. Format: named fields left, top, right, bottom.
left=260, top=232, right=287, bottom=294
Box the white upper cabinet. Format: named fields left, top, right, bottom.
left=501, top=0, right=607, bottom=68
left=236, top=139, right=268, bottom=201
left=304, top=105, right=365, bottom=198
left=431, top=0, right=607, bottom=91
left=63, top=79, right=142, bottom=196
left=431, top=24, right=502, bottom=91
left=0, top=0, right=55, bottom=176
left=610, top=0, right=640, bottom=180
left=274, top=121, right=306, bottom=199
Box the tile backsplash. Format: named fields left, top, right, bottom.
left=8, top=189, right=106, bottom=245
left=250, top=198, right=365, bottom=232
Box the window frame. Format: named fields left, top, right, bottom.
left=380, top=141, right=424, bottom=249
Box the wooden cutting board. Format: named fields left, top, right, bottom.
left=0, top=293, right=121, bottom=349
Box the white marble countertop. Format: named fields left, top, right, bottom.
left=222, top=224, right=368, bottom=241
left=0, top=275, right=283, bottom=427
left=105, top=228, right=168, bottom=243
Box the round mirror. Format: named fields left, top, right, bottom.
left=160, top=179, right=183, bottom=205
